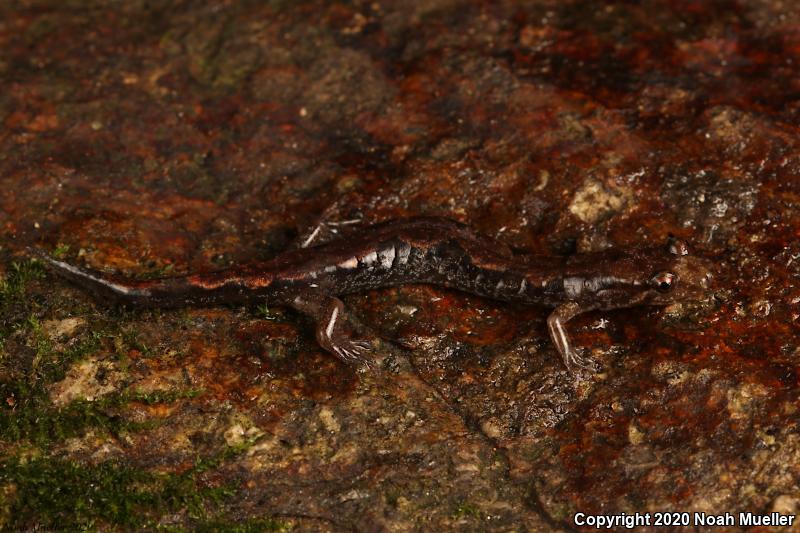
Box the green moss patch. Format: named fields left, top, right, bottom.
left=0, top=259, right=45, bottom=349
left=0, top=442, right=283, bottom=531
left=0, top=258, right=200, bottom=447
left=0, top=386, right=201, bottom=446
left=0, top=259, right=45, bottom=302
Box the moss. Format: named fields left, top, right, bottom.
left=0, top=259, right=45, bottom=303
left=53, top=243, right=71, bottom=258
left=0, top=258, right=281, bottom=530
left=127, top=388, right=202, bottom=405
left=0, top=259, right=46, bottom=352
left=0, top=441, right=278, bottom=531
left=26, top=315, right=54, bottom=372
left=2, top=457, right=153, bottom=529
left=119, top=328, right=153, bottom=357
left=453, top=501, right=482, bottom=520
left=254, top=302, right=282, bottom=321
left=0, top=387, right=202, bottom=446
left=138, top=262, right=175, bottom=280
left=1, top=318, right=110, bottom=446
left=1, top=303, right=199, bottom=446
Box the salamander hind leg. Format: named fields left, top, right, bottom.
left=288, top=289, right=374, bottom=369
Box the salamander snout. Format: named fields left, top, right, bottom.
left=656, top=254, right=715, bottom=304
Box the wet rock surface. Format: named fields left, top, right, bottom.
left=1, top=1, right=799, bottom=531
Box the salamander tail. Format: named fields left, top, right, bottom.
left=27, top=247, right=152, bottom=305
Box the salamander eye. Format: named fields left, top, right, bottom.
left=652, top=272, right=676, bottom=292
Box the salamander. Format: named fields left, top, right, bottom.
left=30, top=217, right=714, bottom=372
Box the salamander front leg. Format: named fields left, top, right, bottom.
left=288, top=291, right=373, bottom=368
left=547, top=302, right=599, bottom=373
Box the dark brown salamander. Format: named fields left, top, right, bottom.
left=30, top=217, right=713, bottom=372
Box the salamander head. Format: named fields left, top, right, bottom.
left=597, top=240, right=712, bottom=308
left=582, top=238, right=714, bottom=310
left=644, top=238, right=714, bottom=306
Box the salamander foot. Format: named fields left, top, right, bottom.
left=563, top=348, right=601, bottom=374
left=330, top=338, right=374, bottom=369
left=288, top=290, right=377, bottom=369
